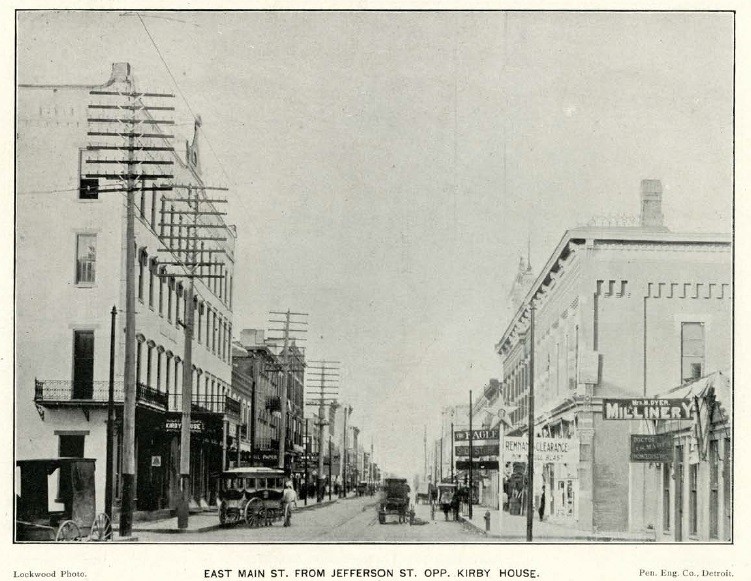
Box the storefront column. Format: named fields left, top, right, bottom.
left=577, top=393, right=595, bottom=532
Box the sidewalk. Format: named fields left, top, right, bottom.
left=459, top=508, right=656, bottom=542
left=130, top=496, right=341, bottom=535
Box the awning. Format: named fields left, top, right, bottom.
left=663, top=370, right=732, bottom=422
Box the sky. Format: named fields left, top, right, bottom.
left=16, top=10, right=733, bottom=477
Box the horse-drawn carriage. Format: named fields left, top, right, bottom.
left=15, top=458, right=111, bottom=542
left=217, top=467, right=286, bottom=527
left=377, top=478, right=413, bottom=524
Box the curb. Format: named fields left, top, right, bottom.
left=132, top=499, right=340, bottom=534
left=457, top=515, right=655, bottom=542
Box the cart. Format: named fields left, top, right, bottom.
left=217, top=467, right=286, bottom=527
left=15, top=458, right=112, bottom=542
left=437, top=482, right=457, bottom=521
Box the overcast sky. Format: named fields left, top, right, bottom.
left=17, top=10, right=733, bottom=476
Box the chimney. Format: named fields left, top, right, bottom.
left=640, top=179, right=665, bottom=228
left=107, top=62, right=132, bottom=85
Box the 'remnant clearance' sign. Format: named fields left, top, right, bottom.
left=502, top=436, right=579, bottom=464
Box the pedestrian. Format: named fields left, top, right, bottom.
left=538, top=485, right=546, bottom=522
left=282, top=481, right=298, bottom=527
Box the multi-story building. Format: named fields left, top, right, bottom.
left=494, top=180, right=731, bottom=534
left=17, top=63, right=238, bottom=513
left=235, top=330, right=283, bottom=469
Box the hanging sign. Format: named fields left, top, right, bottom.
left=456, top=460, right=499, bottom=470
left=502, top=436, right=579, bottom=464
left=454, top=429, right=499, bottom=441
left=455, top=444, right=499, bottom=457
left=630, top=434, right=673, bottom=463
left=603, top=398, right=693, bottom=420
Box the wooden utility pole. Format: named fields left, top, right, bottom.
left=526, top=304, right=536, bottom=542
left=469, top=390, right=473, bottom=520
left=86, top=77, right=175, bottom=537
left=268, top=310, right=308, bottom=475
left=306, top=360, right=339, bottom=501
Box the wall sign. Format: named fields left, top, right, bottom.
left=630, top=434, right=673, bottom=463
left=164, top=419, right=204, bottom=432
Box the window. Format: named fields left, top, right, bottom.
left=197, top=302, right=203, bottom=343
left=175, top=283, right=182, bottom=326
left=689, top=464, right=698, bottom=535
left=75, top=234, right=97, bottom=284
left=138, top=250, right=147, bottom=301
left=158, top=267, right=165, bottom=316
left=146, top=344, right=154, bottom=387
left=167, top=278, right=174, bottom=322
left=151, top=187, right=157, bottom=229
left=72, top=330, right=94, bottom=399
left=79, top=178, right=99, bottom=200
left=156, top=350, right=163, bottom=392
left=149, top=259, right=157, bottom=309
left=681, top=322, right=705, bottom=383
left=663, top=462, right=671, bottom=531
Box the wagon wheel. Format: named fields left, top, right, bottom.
left=89, top=513, right=112, bottom=541
left=219, top=502, right=228, bottom=526
left=55, top=520, right=82, bottom=542
left=244, top=499, right=263, bottom=527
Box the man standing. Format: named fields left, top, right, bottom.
left=282, top=481, right=298, bottom=527
left=538, top=485, right=546, bottom=522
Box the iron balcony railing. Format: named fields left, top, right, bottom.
left=34, top=379, right=168, bottom=411
left=169, top=393, right=242, bottom=418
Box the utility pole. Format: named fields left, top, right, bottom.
left=450, top=421, right=454, bottom=483
left=304, top=418, right=309, bottom=505
left=306, top=360, right=339, bottom=502
left=105, top=306, right=117, bottom=534
left=469, top=390, right=473, bottom=520
left=86, top=76, right=175, bottom=537
left=424, top=425, right=428, bottom=485
left=268, top=310, right=308, bottom=476
left=342, top=405, right=350, bottom=496
left=526, top=304, right=536, bottom=542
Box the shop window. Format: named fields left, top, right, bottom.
left=681, top=322, right=705, bottom=383
left=75, top=234, right=97, bottom=285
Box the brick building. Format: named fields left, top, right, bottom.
left=495, top=180, right=731, bottom=534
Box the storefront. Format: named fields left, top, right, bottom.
left=648, top=371, right=732, bottom=542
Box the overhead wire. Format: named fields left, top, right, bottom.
left=134, top=12, right=261, bottom=239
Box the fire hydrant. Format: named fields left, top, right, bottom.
left=484, top=510, right=491, bottom=532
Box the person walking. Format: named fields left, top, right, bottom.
left=282, top=481, right=298, bottom=527
left=538, top=485, right=546, bottom=522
